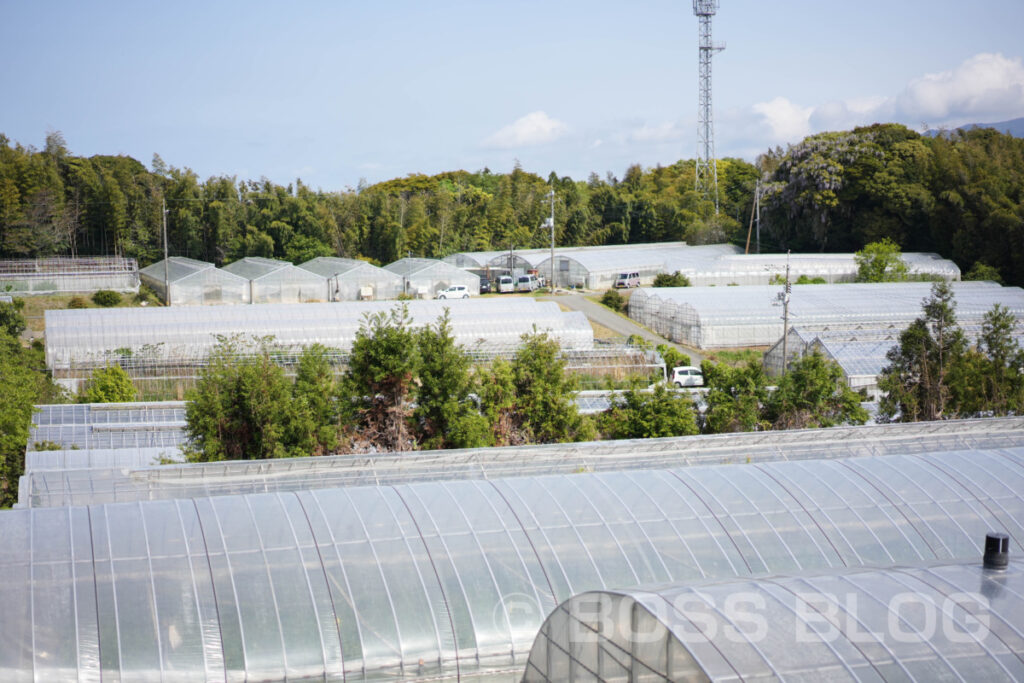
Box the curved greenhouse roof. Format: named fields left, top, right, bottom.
left=382, top=258, right=480, bottom=297
left=221, top=257, right=328, bottom=303
left=298, top=257, right=404, bottom=301
left=630, top=281, right=1024, bottom=348
left=19, top=416, right=1024, bottom=508
left=44, top=298, right=593, bottom=369
left=2, top=448, right=1023, bottom=680
left=525, top=558, right=1023, bottom=682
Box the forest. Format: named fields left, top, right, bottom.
left=2, top=123, right=1022, bottom=285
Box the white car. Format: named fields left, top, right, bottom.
left=436, top=285, right=470, bottom=299
left=671, top=365, right=704, bottom=387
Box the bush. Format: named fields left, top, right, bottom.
left=92, top=290, right=122, bottom=307
left=79, top=365, right=137, bottom=403
left=67, top=296, right=88, bottom=309
left=653, top=271, right=690, bottom=287
left=600, top=289, right=624, bottom=312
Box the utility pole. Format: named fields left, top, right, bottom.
left=162, top=198, right=171, bottom=306
left=778, top=250, right=791, bottom=375
left=547, top=187, right=555, bottom=290
left=693, top=0, right=725, bottom=212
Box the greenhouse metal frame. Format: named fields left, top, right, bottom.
left=139, top=257, right=251, bottom=305
left=221, top=256, right=328, bottom=303
left=18, top=415, right=1024, bottom=508
left=525, top=559, right=1023, bottom=681
left=298, top=257, right=404, bottom=301
left=0, top=256, right=139, bottom=295
left=2, top=447, right=1023, bottom=680
left=382, top=258, right=481, bottom=297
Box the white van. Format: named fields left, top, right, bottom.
left=614, top=272, right=640, bottom=288
left=670, top=365, right=704, bottom=387
left=516, top=274, right=540, bottom=292
left=497, top=275, right=515, bottom=293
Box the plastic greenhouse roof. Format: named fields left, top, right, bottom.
left=383, top=257, right=471, bottom=277
left=525, top=559, right=1024, bottom=681
left=31, top=402, right=186, bottom=426
left=636, top=281, right=1024, bottom=324
left=44, top=298, right=593, bottom=367
left=19, top=416, right=1024, bottom=508
left=2, top=447, right=1023, bottom=680
left=221, top=256, right=303, bottom=280
left=297, top=256, right=384, bottom=278
left=138, top=256, right=223, bottom=283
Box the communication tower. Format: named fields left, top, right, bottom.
left=693, top=0, right=725, bottom=211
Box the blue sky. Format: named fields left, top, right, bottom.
left=3, top=0, right=1023, bottom=190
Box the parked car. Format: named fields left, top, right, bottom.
left=670, top=365, right=704, bottom=387
left=436, top=285, right=470, bottom=299
left=496, top=275, right=515, bottom=293
left=479, top=278, right=491, bottom=294
left=516, top=274, right=540, bottom=292
left=614, top=271, right=641, bottom=288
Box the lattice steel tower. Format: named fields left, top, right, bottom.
left=694, top=0, right=724, bottom=212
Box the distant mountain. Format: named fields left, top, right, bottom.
left=925, top=116, right=1024, bottom=137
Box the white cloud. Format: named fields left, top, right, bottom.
left=752, top=96, right=813, bottom=143
left=892, top=53, right=1024, bottom=125
left=629, top=121, right=685, bottom=143
left=483, top=111, right=568, bottom=149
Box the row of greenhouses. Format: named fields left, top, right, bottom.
left=3, top=444, right=1022, bottom=681
left=0, top=256, right=139, bottom=295
left=44, top=298, right=592, bottom=370
left=764, top=323, right=1024, bottom=395
left=443, top=242, right=960, bottom=288
left=19, top=413, right=1024, bottom=508
left=629, top=281, right=1024, bottom=348
left=139, top=256, right=477, bottom=305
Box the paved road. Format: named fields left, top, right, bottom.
left=542, top=292, right=705, bottom=364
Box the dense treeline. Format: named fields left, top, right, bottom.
left=2, top=124, right=1022, bottom=281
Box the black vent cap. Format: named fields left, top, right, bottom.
left=983, top=532, right=1009, bottom=570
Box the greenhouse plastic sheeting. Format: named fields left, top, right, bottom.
left=44, top=298, right=593, bottom=368
left=25, top=447, right=185, bottom=473
left=525, top=560, right=1024, bottom=681
left=139, top=257, right=251, bottom=305
left=299, top=257, right=405, bottom=301
left=19, top=416, right=1024, bottom=508
left=2, top=448, right=1024, bottom=681
left=382, top=258, right=481, bottom=297
left=629, top=281, right=1024, bottom=348
left=0, top=257, right=139, bottom=295
left=222, top=257, right=328, bottom=303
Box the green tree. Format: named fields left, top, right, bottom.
left=293, top=344, right=344, bottom=455
left=763, top=351, right=867, bottom=429
left=949, top=304, right=1024, bottom=416
left=185, top=336, right=315, bottom=461
left=344, top=305, right=420, bottom=451
left=657, top=344, right=692, bottom=372
left=964, top=261, right=1003, bottom=283
left=78, top=364, right=136, bottom=403
left=476, top=358, right=523, bottom=446
left=0, top=298, right=26, bottom=337
left=511, top=330, right=591, bottom=443
left=854, top=238, right=909, bottom=282
left=598, top=382, right=698, bottom=439
left=415, top=310, right=490, bottom=448
left=878, top=282, right=966, bottom=421
left=701, top=360, right=768, bottom=433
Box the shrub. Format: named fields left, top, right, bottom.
left=92, top=290, right=122, bottom=307
left=67, top=296, right=88, bottom=309
left=600, top=289, right=624, bottom=312
left=653, top=271, right=690, bottom=287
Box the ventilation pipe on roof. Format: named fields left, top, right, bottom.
left=983, top=532, right=1009, bottom=570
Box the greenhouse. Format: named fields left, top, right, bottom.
left=2, top=447, right=1022, bottom=680
left=139, top=257, right=250, bottom=305
left=18, top=415, right=1024, bottom=508
left=524, top=557, right=1022, bottom=682
left=383, top=257, right=480, bottom=297
left=44, top=298, right=594, bottom=379
left=298, top=256, right=404, bottom=301
left=0, top=256, right=139, bottom=295
left=221, top=256, right=328, bottom=303
left=629, top=281, right=1024, bottom=349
